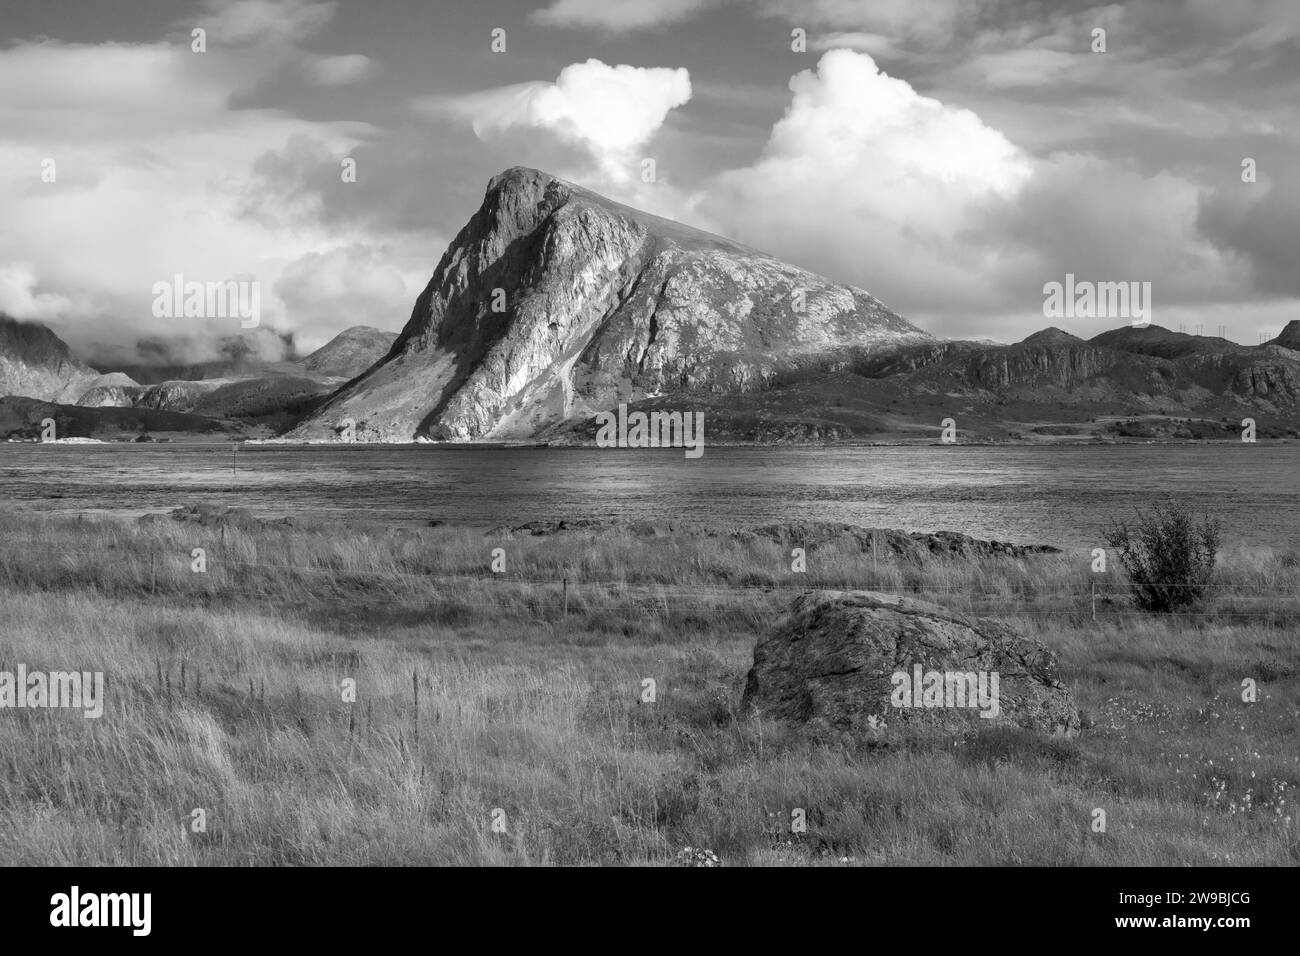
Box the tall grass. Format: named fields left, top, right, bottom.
left=0, top=511, right=1297, bottom=865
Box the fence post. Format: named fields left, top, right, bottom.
left=562, top=577, right=569, bottom=618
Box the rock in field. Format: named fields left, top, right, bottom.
left=741, top=590, right=1080, bottom=740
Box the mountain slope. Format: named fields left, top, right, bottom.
left=0, top=313, right=102, bottom=402
left=291, top=167, right=930, bottom=441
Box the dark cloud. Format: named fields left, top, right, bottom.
left=1199, top=178, right=1300, bottom=297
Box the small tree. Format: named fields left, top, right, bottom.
left=1104, top=500, right=1221, bottom=613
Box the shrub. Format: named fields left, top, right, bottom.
left=1104, top=500, right=1221, bottom=613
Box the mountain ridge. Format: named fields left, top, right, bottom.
left=3, top=168, right=1298, bottom=444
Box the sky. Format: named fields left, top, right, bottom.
left=1, top=0, right=1297, bottom=365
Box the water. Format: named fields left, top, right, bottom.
left=0, top=443, right=1294, bottom=552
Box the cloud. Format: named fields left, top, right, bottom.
left=0, top=30, right=372, bottom=360
left=962, top=47, right=1087, bottom=89
left=810, top=32, right=900, bottom=57
left=702, top=50, right=1033, bottom=315
left=0, top=263, right=74, bottom=321
left=1199, top=178, right=1300, bottom=296
left=194, top=0, right=336, bottom=47
left=416, top=59, right=691, bottom=183
left=988, top=153, right=1245, bottom=318
left=696, top=49, right=1257, bottom=340
left=109, top=326, right=296, bottom=368
left=762, top=0, right=987, bottom=50
left=0, top=41, right=229, bottom=137
left=274, top=245, right=414, bottom=352
left=302, top=53, right=375, bottom=86
left=532, top=0, right=717, bottom=31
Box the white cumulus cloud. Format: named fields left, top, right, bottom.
left=702, top=50, right=1033, bottom=315
left=415, top=59, right=691, bottom=183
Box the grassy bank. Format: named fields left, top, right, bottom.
left=0, top=511, right=1297, bottom=865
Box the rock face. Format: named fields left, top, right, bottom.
left=742, top=590, right=1081, bottom=739
left=75, top=385, right=143, bottom=407
left=135, top=379, right=229, bottom=412
left=0, top=313, right=101, bottom=403
left=290, top=166, right=930, bottom=441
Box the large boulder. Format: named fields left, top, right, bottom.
left=741, top=590, right=1080, bottom=740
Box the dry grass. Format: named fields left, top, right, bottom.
left=0, top=511, right=1297, bottom=865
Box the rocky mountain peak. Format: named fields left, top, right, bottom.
left=292, top=167, right=931, bottom=442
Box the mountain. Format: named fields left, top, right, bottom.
left=780, top=322, right=1300, bottom=441
left=75, top=373, right=145, bottom=407
left=290, top=167, right=930, bottom=441
left=1270, top=320, right=1300, bottom=351
left=0, top=313, right=103, bottom=403
left=63, top=327, right=393, bottom=427
left=301, top=326, right=397, bottom=379
left=0, top=319, right=383, bottom=439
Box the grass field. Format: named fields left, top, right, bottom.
left=0, top=510, right=1297, bottom=865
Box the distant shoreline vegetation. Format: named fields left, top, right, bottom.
left=593, top=403, right=705, bottom=459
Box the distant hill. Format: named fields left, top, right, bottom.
left=0, top=319, right=378, bottom=439
left=0, top=395, right=236, bottom=442
left=1089, top=325, right=1253, bottom=360
left=55, top=326, right=394, bottom=429
left=301, top=326, right=397, bottom=380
